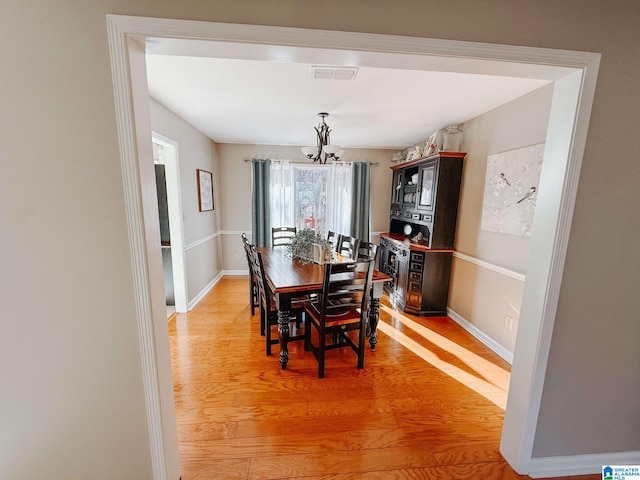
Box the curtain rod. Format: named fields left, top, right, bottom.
left=242, top=157, right=379, bottom=166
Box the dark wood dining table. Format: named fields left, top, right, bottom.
left=257, top=247, right=392, bottom=370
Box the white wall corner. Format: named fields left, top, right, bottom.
left=187, top=272, right=224, bottom=310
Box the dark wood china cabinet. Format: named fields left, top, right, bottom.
left=380, top=152, right=465, bottom=315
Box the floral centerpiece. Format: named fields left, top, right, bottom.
left=287, top=228, right=334, bottom=264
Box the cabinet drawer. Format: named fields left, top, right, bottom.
left=409, top=271, right=422, bottom=282
left=408, top=281, right=421, bottom=292
left=406, top=292, right=421, bottom=307
left=404, top=211, right=412, bottom=219
left=410, top=252, right=424, bottom=262
left=422, top=214, right=432, bottom=222
left=411, top=213, right=420, bottom=220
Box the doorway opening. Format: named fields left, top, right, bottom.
left=152, top=132, right=188, bottom=314
left=107, top=15, right=599, bottom=478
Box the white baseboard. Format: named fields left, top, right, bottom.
left=222, top=269, right=249, bottom=276
left=447, top=308, right=514, bottom=364
left=527, top=450, right=640, bottom=478
left=188, top=272, right=224, bottom=310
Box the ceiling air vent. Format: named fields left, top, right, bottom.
left=311, top=65, right=359, bottom=81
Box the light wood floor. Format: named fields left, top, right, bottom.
left=169, top=276, right=599, bottom=480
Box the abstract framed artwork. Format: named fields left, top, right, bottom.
left=197, top=169, right=214, bottom=211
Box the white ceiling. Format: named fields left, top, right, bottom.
left=145, top=38, right=555, bottom=150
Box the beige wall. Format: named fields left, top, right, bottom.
left=456, top=85, right=554, bottom=273
left=216, top=143, right=393, bottom=272
left=150, top=98, right=222, bottom=303
left=448, top=84, right=554, bottom=353
left=1, top=1, right=638, bottom=479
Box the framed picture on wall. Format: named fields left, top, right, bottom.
left=197, top=169, right=214, bottom=211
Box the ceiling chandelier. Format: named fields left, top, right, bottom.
left=301, top=112, right=345, bottom=164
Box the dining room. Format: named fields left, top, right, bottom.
left=149, top=67, right=564, bottom=477
left=151, top=87, right=594, bottom=478
left=139, top=22, right=601, bottom=478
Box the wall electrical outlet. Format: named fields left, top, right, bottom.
left=504, top=315, right=513, bottom=331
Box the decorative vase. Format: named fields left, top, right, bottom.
left=312, top=243, right=325, bottom=264
left=443, top=125, right=462, bottom=151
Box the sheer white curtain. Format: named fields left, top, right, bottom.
left=329, top=162, right=353, bottom=236
left=269, top=161, right=353, bottom=237
left=269, top=160, right=294, bottom=229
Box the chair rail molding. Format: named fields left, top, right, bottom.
left=453, top=251, right=526, bottom=282
left=185, top=232, right=219, bottom=251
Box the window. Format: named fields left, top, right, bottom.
left=270, top=161, right=353, bottom=236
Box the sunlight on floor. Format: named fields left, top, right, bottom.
left=377, top=304, right=510, bottom=409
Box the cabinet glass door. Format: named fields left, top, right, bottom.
left=391, top=170, right=403, bottom=205
left=418, top=165, right=436, bottom=209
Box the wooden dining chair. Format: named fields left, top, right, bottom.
left=356, top=241, right=379, bottom=263
left=241, top=233, right=259, bottom=316
left=304, top=258, right=375, bottom=378
left=326, top=230, right=338, bottom=249
left=271, top=226, right=297, bottom=248
left=250, top=245, right=306, bottom=355
left=335, top=234, right=360, bottom=259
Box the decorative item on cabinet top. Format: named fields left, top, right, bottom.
left=424, top=131, right=439, bottom=156
left=391, top=150, right=407, bottom=163
left=442, top=125, right=463, bottom=151
left=392, top=123, right=463, bottom=165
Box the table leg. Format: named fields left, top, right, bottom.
left=277, top=310, right=290, bottom=369
left=275, top=293, right=292, bottom=370
left=368, top=297, right=380, bottom=350
left=368, top=282, right=384, bottom=350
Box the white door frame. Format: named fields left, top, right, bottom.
left=106, top=15, right=600, bottom=479
left=151, top=132, right=188, bottom=313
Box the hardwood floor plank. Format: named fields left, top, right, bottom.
left=346, top=425, right=502, bottom=452
left=273, top=464, right=484, bottom=480
left=234, top=411, right=399, bottom=439
left=178, top=456, right=250, bottom=480
left=176, top=421, right=238, bottom=442
left=233, top=386, right=377, bottom=407
left=306, top=398, right=393, bottom=417
left=247, top=446, right=439, bottom=479
left=429, top=440, right=503, bottom=465
left=177, top=431, right=350, bottom=459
